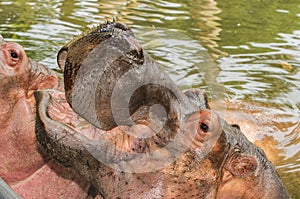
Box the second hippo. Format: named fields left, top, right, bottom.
left=0, top=35, right=99, bottom=198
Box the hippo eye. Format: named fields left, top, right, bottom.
left=200, top=122, right=209, bottom=132
left=10, top=51, right=18, bottom=59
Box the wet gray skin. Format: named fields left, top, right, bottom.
left=35, top=22, right=290, bottom=198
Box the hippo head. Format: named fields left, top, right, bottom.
left=0, top=35, right=97, bottom=198
left=33, top=22, right=290, bottom=198
left=0, top=35, right=58, bottom=183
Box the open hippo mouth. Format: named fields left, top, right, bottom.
left=32, top=22, right=290, bottom=199
left=35, top=21, right=214, bottom=172
left=33, top=22, right=223, bottom=198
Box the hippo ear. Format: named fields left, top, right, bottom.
left=226, top=155, right=258, bottom=177
left=57, top=47, right=68, bottom=71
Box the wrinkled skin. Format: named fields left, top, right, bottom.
left=0, top=37, right=95, bottom=198
left=35, top=22, right=290, bottom=198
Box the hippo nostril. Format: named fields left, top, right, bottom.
left=127, top=36, right=144, bottom=61
left=200, top=123, right=209, bottom=132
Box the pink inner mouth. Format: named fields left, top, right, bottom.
left=45, top=89, right=163, bottom=154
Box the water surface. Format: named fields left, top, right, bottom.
left=0, top=0, right=299, bottom=197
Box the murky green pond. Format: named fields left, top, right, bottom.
left=1, top=0, right=299, bottom=198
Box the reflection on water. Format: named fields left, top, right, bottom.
left=0, top=0, right=299, bottom=197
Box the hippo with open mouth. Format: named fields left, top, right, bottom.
left=32, top=22, right=290, bottom=198
left=0, top=21, right=290, bottom=198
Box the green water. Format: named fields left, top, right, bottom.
left=1, top=0, right=299, bottom=198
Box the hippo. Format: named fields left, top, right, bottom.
left=0, top=35, right=100, bottom=198
left=34, top=22, right=290, bottom=198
